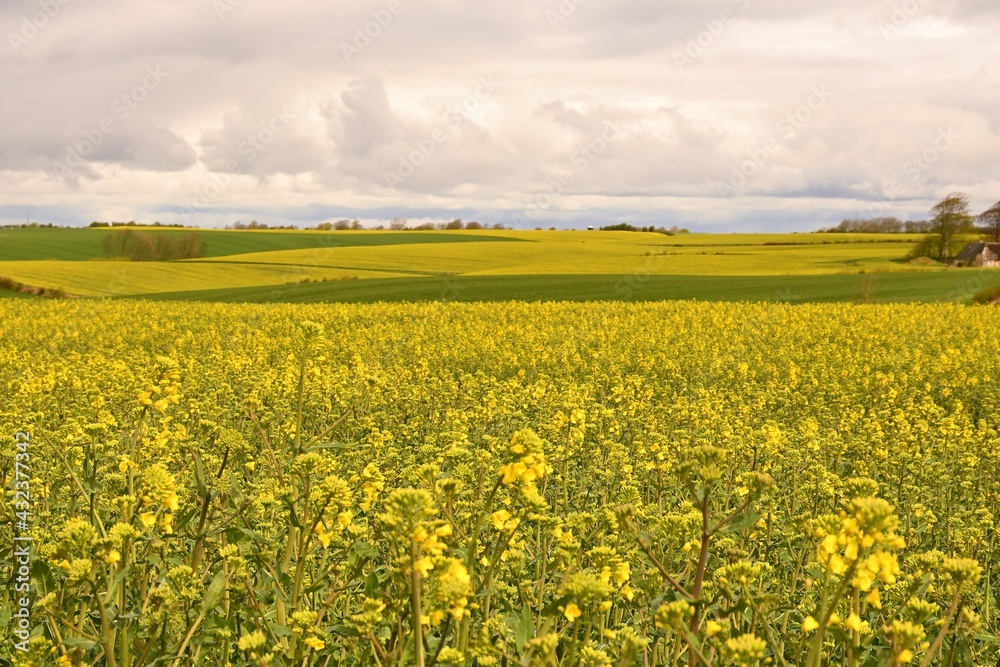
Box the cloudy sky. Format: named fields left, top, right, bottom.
left=1, top=0, right=999, bottom=231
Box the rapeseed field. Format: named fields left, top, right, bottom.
left=1, top=300, right=997, bottom=666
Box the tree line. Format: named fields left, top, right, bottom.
left=599, top=223, right=691, bottom=234
left=816, top=195, right=1000, bottom=260
left=223, top=218, right=507, bottom=231
left=224, top=220, right=301, bottom=230
left=912, top=194, right=1000, bottom=260
left=89, top=221, right=187, bottom=228
left=815, top=217, right=934, bottom=234
left=319, top=218, right=507, bottom=231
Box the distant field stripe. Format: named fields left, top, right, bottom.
left=187, top=259, right=453, bottom=276
left=0, top=229, right=529, bottom=261
left=639, top=240, right=919, bottom=248
left=125, top=271, right=1000, bottom=304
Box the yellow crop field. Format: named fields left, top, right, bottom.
left=0, top=260, right=417, bottom=297
left=196, top=232, right=932, bottom=278
left=2, top=299, right=998, bottom=666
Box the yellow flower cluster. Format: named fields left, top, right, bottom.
left=412, top=522, right=451, bottom=577
left=432, top=559, right=473, bottom=622
left=137, top=463, right=180, bottom=532
left=137, top=356, right=182, bottom=414
left=814, top=497, right=904, bottom=588
left=498, top=429, right=550, bottom=490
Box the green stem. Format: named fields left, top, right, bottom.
left=918, top=587, right=963, bottom=667
left=806, top=565, right=855, bottom=667
left=458, top=477, right=502, bottom=651
left=169, top=605, right=210, bottom=667
left=411, top=547, right=425, bottom=667
left=687, top=493, right=712, bottom=667
left=294, top=339, right=310, bottom=453
left=93, top=583, right=119, bottom=667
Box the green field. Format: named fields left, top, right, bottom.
left=133, top=271, right=992, bottom=304
left=1, top=227, right=997, bottom=303
left=0, top=227, right=520, bottom=261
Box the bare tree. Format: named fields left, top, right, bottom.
left=389, top=217, right=408, bottom=230
left=904, top=220, right=933, bottom=233
left=978, top=201, right=1000, bottom=242
left=929, top=192, right=974, bottom=259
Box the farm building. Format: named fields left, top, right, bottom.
left=952, top=242, right=1000, bottom=268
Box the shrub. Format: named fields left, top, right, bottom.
left=102, top=230, right=206, bottom=261
left=0, top=275, right=69, bottom=298
left=972, top=285, right=1000, bottom=304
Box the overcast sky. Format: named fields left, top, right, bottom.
left=1, top=0, right=998, bottom=231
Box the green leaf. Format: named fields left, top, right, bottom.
left=718, top=511, right=761, bottom=534
left=82, top=478, right=103, bottom=494
left=328, top=624, right=361, bottom=638
left=287, top=502, right=303, bottom=528
left=541, top=594, right=571, bottom=617
left=194, top=452, right=208, bottom=497
left=305, top=442, right=356, bottom=452
left=63, top=637, right=97, bottom=650
left=110, top=566, right=130, bottom=593
left=364, top=572, right=380, bottom=598
left=228, top=472, right=245, bottom=503
left=351, top=541, right=377, bottom=562
left=514, top=605, right=534, bottom=652
left=201, top=571, right=227, bottom=612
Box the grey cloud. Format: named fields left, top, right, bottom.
left=319, top=77, right=517, bottom=192
left=2, top=0, right=1000, bottom=228
left=0, top=122, right=195, bottom=180
left=98, top=126, right=197, bottom=172
left=330, top=77, right=399, bottom=156
left=198, top=107, right=325, bottom=177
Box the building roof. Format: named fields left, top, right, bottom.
left=955, top=242, right=1000, bottom=262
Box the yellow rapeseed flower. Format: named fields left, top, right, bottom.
left=414, top=556, right=435, bottom=577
